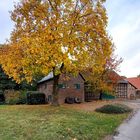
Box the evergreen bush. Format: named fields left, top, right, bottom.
left=95, top=104, right=132, bottom=114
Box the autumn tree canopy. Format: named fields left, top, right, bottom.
left=0, top=0, right=117, bottom=105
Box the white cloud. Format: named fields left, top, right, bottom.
left=0, top=0, right=19, bottom=43
left=106, top=0, right=140, bottom=77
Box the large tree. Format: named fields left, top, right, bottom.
left=83, top=46, right=122, bottom=99
left=0, top=0, right=115, bottom=105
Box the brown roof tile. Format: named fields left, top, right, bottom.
left=126, top=77, right=140, bottom=90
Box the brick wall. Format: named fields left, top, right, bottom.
left=127, top=84, right=136, bottom=99
left=37, top=74, right=85, bottom=104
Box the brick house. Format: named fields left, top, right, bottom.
left=105, top=71, right=137, bottom=99
left=37, top=72, right=85, bottom=104
left=37, top=71, right=104, bottom=104
left=37, top=71, right=140, bottom=104
left=126, top=77, right=140, bottom=98
left=114, top=76, right=140, bottom=100
left=115, top=79, right=137, bottom=99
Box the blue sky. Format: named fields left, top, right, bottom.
left=0, top=0, right=140, bottom=77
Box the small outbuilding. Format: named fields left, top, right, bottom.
left=127, top=77, right=140, bottom=99
left=115, top=79, right=136, bottom=99
left=37, top=72, right=85, bottom=104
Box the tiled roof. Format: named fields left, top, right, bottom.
left=38, top=72, right=53, bottom=83
left=107, top=71, right=124, bottom=82
left=126, top=77, right=140, bottom=90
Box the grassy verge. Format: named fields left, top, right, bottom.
left=0, top=105, right=129, bottom=140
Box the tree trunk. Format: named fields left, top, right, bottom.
left=51, top=74, right=60, bottom=106
left=51, top=64, right=64, bottom=106
left=99, top=90, right=103, bottom=100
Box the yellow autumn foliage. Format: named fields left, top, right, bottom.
left=0, top=0, right=115, bottom=85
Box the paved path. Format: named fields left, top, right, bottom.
left=113, top=109, right=140, bottom=140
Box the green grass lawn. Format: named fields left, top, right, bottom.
left=0, top=105, right=129, bottom=140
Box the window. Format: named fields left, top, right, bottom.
left=74, top=84, right=80, bottom=89
left=48, top=95, right=52, bottom=103
left=58, top=84, right=66, bottom=89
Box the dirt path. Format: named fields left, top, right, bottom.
left=63, top=99, right=140, bottom=112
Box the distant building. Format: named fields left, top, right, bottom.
left=37, top=71, right=140, bottom=104
left=116, top=79, right=136, bottom=99
left=127, top=77, right=140, bottom=98
left=115, top=77, right=140, bottom=100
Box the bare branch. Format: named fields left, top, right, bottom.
left=48, top=0, right=55, bottom=11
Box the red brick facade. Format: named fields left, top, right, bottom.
left=37, top=74, right=85, bottom=104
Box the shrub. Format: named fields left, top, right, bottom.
left=0, top=90, right=5, bottom=104
left=4, top=90, right=27, bottom=105
left=4, top=90, right=20, bottom=105
left=27, top=91, right=46, bottom=105
left=18, top=90, right=27, bottom=104
left=95, top=104, right=132, bottom=114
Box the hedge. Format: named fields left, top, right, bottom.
left=27, top=91, right=46, bottom=105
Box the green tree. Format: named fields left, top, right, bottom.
left=0, top=65, right=37, bottom=91
left=0, top=65, right=19, bottom=90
